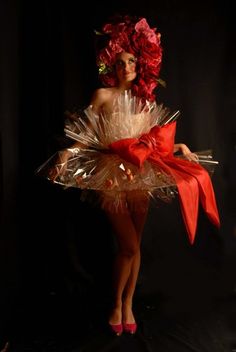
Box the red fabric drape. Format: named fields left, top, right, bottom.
left=109, top=122, right=220, bottom=244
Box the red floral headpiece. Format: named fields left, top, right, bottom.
left=96, top=15, right=163, bottom=102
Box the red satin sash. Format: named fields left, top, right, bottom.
left=109, top=122, right=220, bottom=244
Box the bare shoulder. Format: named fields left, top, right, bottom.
left=90, top=87, right=117, bottom=113
left=90, top=88, right=113, bottom=105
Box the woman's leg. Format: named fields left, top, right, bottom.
left=105, top=211, right=140, bottom=325
left=122, top=196, right=150, bottom=323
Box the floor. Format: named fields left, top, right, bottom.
left=1, top=282, right=236, bottom=352
left=1, top=194, right=236, bottom=352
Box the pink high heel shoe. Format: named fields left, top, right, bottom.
left=109, top=323, right=123, bottom=336
left=123, top=322, right=137, bottom=334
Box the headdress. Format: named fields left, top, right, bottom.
left=96, top=15, right=163, bottom=101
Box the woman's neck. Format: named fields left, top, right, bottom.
left=117, top=82, right=133, bottom=92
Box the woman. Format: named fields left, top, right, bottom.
left=81, top=51, right=193, bottom=335
left=38, top=15, right=220, bottom=336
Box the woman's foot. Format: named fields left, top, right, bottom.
left=109, top=307, right=123, bottom=336
left=122, top=302, right=137, bottom=334
left=109, top=322, right=123, bottom=336
left=123, top=322, right=137, bottom=334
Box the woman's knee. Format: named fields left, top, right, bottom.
left=119, top=242, right=140, bottom=258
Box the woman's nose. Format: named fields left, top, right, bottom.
left=124, top=62, right=132, bottom=71
left=121, top=62, right=128, bottom=69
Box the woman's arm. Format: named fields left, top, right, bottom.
left=174, top=143, right=199, bottom=162
left=174, top=143, right=191, bottom=154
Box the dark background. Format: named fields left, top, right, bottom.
left=1, top=0, right=235, bottom=350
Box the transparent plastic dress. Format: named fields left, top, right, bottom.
left=36, top=90, right=218, bottom=214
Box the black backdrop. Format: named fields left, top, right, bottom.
left=1, top=0, right=235, bottom=343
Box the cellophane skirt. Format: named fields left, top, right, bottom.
left=36, top=91, right=218, bottom=213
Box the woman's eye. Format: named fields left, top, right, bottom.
left=115, top=57, right=136, bottom=67
left=129, top=58, right=136, bottom=64
left=116, top=60, right=124, bottom=67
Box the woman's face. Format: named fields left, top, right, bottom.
left=115, top=52, right=137, bottom=85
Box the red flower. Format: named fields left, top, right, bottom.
left=96, top=16, right=163, bottom=101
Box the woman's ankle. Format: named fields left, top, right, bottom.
left=109, top=306, right=122, bottom=324
left=122, top=302, right=135, bottom=324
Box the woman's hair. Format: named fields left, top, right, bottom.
left=95, top=15, right=163, bottom=102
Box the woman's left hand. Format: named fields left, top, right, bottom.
left=174, top=143, right=199, bottom=162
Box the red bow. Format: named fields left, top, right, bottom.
left=109, top=122, right=220, bottom=244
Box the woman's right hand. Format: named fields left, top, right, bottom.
left=48, top=149, right=72, bottom=182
